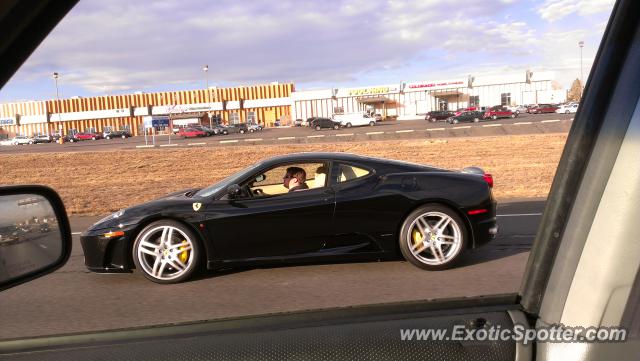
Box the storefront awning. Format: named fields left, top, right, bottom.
left=356, top=96, right=396, bottom=105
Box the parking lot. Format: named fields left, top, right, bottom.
left=0, top=112, right=573, bottom=154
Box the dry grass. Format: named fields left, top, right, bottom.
left=0, top=133, right=568, bottom=215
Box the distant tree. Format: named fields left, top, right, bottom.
left=567, top=78, right=583, bottom=101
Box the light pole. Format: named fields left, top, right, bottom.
left=578, top=40, right=584, bottom=97
left=203, top=65, right=211, bottom=128
left=52, top=72, right=62, bottom=137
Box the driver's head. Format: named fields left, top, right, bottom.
left=283, top=167, right=306, bottom=188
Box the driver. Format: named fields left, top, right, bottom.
left=283, top=167, right=309, bottom=192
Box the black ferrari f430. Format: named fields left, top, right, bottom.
left=81, top=153, right=498, bottom=283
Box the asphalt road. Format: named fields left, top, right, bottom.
left=0, top=113, right=573, bottom=154
left=0, top=198, right=545, bottom=340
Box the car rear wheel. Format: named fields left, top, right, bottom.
left=333, top=124, right=340, bottom=130
left=122, top=135, right=127, bottom=139
left=473, top=118, right=479, bottom=123
left=315, top=125, right=321, bottom=131
left=492, top=115, right=498, bottom=120
left=69, top=138, right=75, bottom=143
left=105, top=136, right=111, bottom=140
left=133, top=220, right=202, bottom=284
left=399, top=204, right=467, bottom=270
left=345, top=123, right=352, bottom=128
left=369, top=121, right=375, bottom=126
left=510, top=114, right=516, bottom=118
left=91, top=136, right=96, bottom=140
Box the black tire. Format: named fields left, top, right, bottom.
left=333, top=125, right=339, bottom=130
left=240, top=130, right=245, bottom=134
left=565, top=110, right=570, bottom=114
left=399, top=204, right=467, bottom=271
left=91, top=136, right=96, bottom=140
left=510, top=114, right=516, bottom=118
left=492, top=115, right=498, bottom=120
left=122, top=135, right=126, bottom=139
left=345, top=122, right=352, bottom=128
left=473, top=118, right=479, bottom=123
left=106, top=136, right=111, bottom=140
left=369, top=121, right=375, bottom=126
left=132, top=220, right=202, bottom=284
left=315, top=125, right=321, bottom=131
left=69, top=138, right=75, bottom=143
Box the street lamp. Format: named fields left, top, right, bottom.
left=578, top=41, right=584, bottom=96
left=203, top=64, right=211, bottom=128
left=52, top=72, right=62, bottom=137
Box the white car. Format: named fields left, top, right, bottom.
left=333, top=112, right=377, bottom=128
left=12, top=135, right=34, bottom=145
left=505, top=105, right=528, bottom=114
left=556, top=104, right=579, bottom=114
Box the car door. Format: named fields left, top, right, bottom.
left=202, top=161, right=335, bottom=260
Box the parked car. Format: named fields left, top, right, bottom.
left=227, top=123, right=249, bottom=134
left=333, top=113, right=377, bottom=127
left=33, top=134, right=52, bottom=143
left=446, top=111, right=485, bottom=124
left=190, top=125, right=215, bottom=136
left=103, top=129, right=132, bottom=139
left=528, top=104, right=559, bottom=114
left=310, top=117, right=341, bottom=130
left=178, top=127, right=207, bottom=138
left=74, top=131, right=103, bottom=141
left=212, top=125, right=229, bottom=135
left=505, top=105, right=528, bottom=114
left=556, top=103, right=579, bottom=114
left=248, top=123, right=263, bottom=132
left=483, top=106, right=516, bottom=120
left=425, top=111, right=454, bottom=122
left=12, top=135, right=34, bottom=145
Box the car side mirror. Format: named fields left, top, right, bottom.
left=227, top=184, right=241, bottom=198
left=0, top=185, right=72, bottom=291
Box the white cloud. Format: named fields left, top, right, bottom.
left=538, top=0, right=615, bottom=22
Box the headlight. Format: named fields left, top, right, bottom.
left=95, top=209, right=126, bottom=225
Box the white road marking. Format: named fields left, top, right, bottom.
left=395, top=129, right=414, bottom=133
left=496, top=213, right=543, bottom=217
left=541, top=119, right=561, bottom=123
left=427, top=128, right=445, bottom=131
left=71, top=232, right=81, bottom=235
left=278, top=137, right=295, bottom=140
left=513, top=122, right=532, bottom=125
left=482, top=124, right=502, bottom=127
left=159, top=144, right=178, bottom=147
left=220, top=140, right=238, bottom=143
left=307, top=135, right=325, bottom=138
left=187, top=142, right=206, bottom=146
left=366, top=131, right=384, bottom=135
left=335, top=133, right=354, bottom=137
left=244, top=138, right=263, bottom=142
left=135, top=145, right=155, bottom=148
left=452, top=126, right=471, bottom=129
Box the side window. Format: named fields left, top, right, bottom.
left=246, top=162, right=328, bottom=197
left=336, top=164, right=371, bottom=183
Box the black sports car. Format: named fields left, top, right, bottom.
left=81, top=153, right=497, bottom=284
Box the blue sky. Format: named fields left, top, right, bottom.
left=0, top=0, right=615, bottom=103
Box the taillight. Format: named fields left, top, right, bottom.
left=483, top=173, right=493, bottom=188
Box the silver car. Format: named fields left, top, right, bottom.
left=12, top=135, right=34, bottom=145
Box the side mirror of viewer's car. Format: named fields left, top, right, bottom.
left=227, top=184, right=241, bottom=198
left=0, top=185, right=72, bottom=291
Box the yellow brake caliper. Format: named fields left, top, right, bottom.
left=178, top=240, right=189, bottom=263
left=412, top=228, right=424, bottom=248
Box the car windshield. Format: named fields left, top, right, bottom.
left=0, top=0, right=615, bottom=342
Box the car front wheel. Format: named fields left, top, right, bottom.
left=133, top=220, right=202, bottom=284
left=492, top=115, right=498, bottom=120
left=315, top=125, right=321, bottom=131
left=345, top=123, right=352, bottom=128
left=369, top=121, right=375, bottom=126
left=473, top=118, right=479, bottom=123
left=333, top=125, right=340, bottom=130
left=399, top=204, right=467, bottom=270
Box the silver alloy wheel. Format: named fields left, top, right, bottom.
left=136, top=225, right=195, bottom=281
left=406, top=211, right=462, bottom=266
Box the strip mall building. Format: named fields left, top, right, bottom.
left=0, top=71, right=566, bottom=137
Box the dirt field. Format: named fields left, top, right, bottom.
left=0, top=133, right=567, bottom=215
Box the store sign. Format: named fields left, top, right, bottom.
left=51, top=108, right=132, bottom=122
left=18, top=114, right=48, bottom=124
left=0, top=117, right=17, bottom=126
left=152, top=102, right=223, bottom=115
left=407, top=80, right=466, bottom=90
left=348, top=86, right=396, bottom=96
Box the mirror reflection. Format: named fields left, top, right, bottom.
left=0, top=194, right=61, bottom=284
